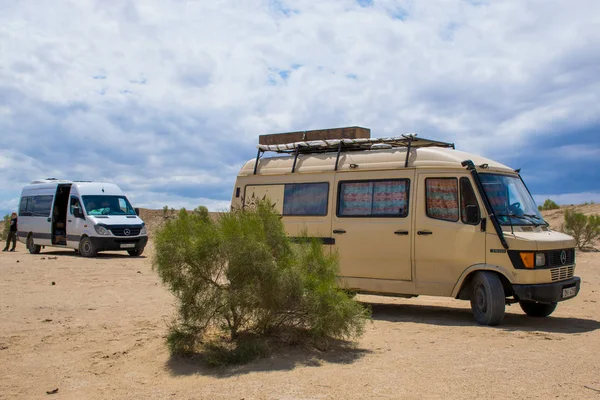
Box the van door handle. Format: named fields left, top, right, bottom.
left=394, top=230, right=409, bottom=235
left=68, top=219, right=72, bottom=223
left=333, top=229, right=346, bottom=234
left=417, top=231, right=433, bottom=235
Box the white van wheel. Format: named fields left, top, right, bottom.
left=127, top=248, right=144, bottom=257
left=27, top=235, right=41, bottom=254
left=469, top=271, right=506, bottom=326
left=79, top=237, right=97, bottom=257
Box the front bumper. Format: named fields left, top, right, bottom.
left=90, top=236, right=148, bottom=252
left=513, top=277, right=580, bottom=304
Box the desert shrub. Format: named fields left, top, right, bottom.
left=193, top=205, right=209, bottom=220
left=539, top=199, right=560, bottom=211
left=153, top=201, right=369, bottom=364
left=563, top=209, right=600, bottom=250
left=0, top=214, right=9, bottom=240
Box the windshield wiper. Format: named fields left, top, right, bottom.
left=498, top=213, right=545, bottom=227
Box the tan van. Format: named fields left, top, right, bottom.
left=231, top=132, right=580, bottom=326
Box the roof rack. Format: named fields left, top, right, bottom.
left=253, top=134, right=455, bottom=174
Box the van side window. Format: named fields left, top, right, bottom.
left=426, top=178, right=459, bottom=222
left=338, top=179, right=409, bottom=217
left=70, top=196, right=82, bottom=215
left=19, top=197, right=32, bottom=216
left=460, top=177, right=480, bottom=225
left=283, top=183, right=329, bottom=216
left=21, top=195, right=53, bottom=217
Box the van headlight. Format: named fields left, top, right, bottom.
left=140, top=225, right=147, bottom=235
left=94, top=225, right=110, bottom=235
left=519, top=252, right=546, bottom=268
left=535, top=252, right=546, bottom=267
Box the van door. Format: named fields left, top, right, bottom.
left=332, top=171, right=414, bottom=281
left=413, top=173, right=486, bottom=296
left=67, top=195, right=85, bottom=249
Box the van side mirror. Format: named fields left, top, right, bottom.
left=135, top=208, right=140, bottom=216
left=466, top=205, right=480, bottom=224
left=74, top=208, right=84, bottom=219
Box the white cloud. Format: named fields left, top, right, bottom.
left=0, top=0, right=599, bottom=213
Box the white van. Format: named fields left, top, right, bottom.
left=17, top=179, right=148, bottom=257
left=232, top=132, right=580, bottom=326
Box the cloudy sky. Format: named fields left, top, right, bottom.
left=1, top=0, right=599, bottom=215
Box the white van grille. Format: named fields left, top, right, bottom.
left=551, top=266, right=574, bottom=282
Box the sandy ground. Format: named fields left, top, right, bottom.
left=1, top=242, right=600, bottom=400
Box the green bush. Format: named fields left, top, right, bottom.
left=153, top=201, right=369, bottom=364
left=563, top=209, right=600, bottom=250
left=0, top=214, right=9, bottom=240
left=539, top=199, right=560, bottom=211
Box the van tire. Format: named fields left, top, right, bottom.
left=27, top=235, right=41, bottom=254
left=127, top=248, right=143, bottom=257
left=469, top=271, right=506, bottom=326
left=79, top=237, right=97, bottom=257
left=519, top=301, right=557, bottom=317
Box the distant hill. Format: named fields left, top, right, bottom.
left=138, top=208, right=220, bottom=237
left=541, top=203, right=600, bottom=231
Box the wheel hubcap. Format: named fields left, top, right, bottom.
left=475, top=284, right=487, bottom=313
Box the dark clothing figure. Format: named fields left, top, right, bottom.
left=3, top=214, right=17, bottom=252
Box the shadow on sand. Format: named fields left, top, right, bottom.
left=166, top=339, right=371, bottom=377
left=34, top=250, right=146, bottom=260
left=366, top=301, right=600, bottom=334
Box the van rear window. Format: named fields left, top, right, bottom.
left=19, top=195, right=53, bottom=217
left=337, top=179, right=410, bottom=217
left=283, top=183, right=329, bottom=216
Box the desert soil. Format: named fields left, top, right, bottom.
left=1, top=208, right=599, bottom=400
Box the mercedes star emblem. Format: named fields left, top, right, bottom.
left=560, top=250, right=567, bottom=265
left=124, top=228, right=131, bottom=236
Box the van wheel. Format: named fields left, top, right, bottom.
left=127, top=248, right=143, bottom=257
left=27, top=235, right=41, bottom=254
left=519, top=301, right=557, bottom=317
left=469, top=271, right=506, bottom=326
left=79, top=237, right=97, bottom=257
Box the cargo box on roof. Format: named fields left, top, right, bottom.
left=258, top=126, right=370, bottom=145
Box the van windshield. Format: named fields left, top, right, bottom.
left=479, top=173, right=546, bottom=226
left=82, top=195, right=136, bottom=216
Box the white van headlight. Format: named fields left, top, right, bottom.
left=140, top=225, right=147, bottom=235
left=94, top=225, right=110, bottom=235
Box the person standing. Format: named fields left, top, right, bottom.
left=3, top=212, right=18, bottom=252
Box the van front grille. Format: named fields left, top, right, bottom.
left=551, top=266, right=574, bottom=282
left=108, top=225, right=142, bottom=236
left=547, top=249, right=575, bottom=267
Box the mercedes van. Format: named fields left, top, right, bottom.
left=17, top=179, right=148, bottom=257
left=231, top=133, right=580, bottom=326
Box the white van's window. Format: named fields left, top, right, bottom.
left=283, top=183, right=329, bottom=216
left=19, top=197, right=30, bottom=216
left=19, top=195, right=53, bottom=217
left=82, top=195, right=136, bottom=216
left=69, top=196, right=82, bottom=215
left=426, top=178, right=459, bottom=222
left=338, top=179, right=409, bottom=217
